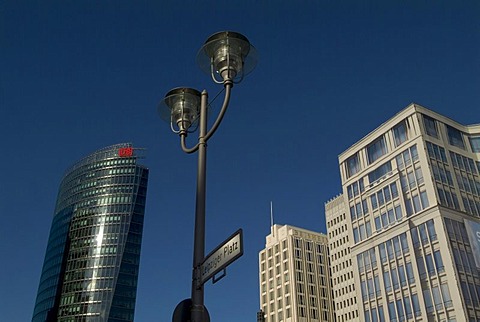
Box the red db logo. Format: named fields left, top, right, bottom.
left=119, top=147, right=133, bottom=157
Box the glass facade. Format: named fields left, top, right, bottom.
left=32, top=143, right=148, bottom=322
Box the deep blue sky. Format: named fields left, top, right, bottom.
left=1, top=1, right=479, bottom=321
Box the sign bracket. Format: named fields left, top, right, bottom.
left=212, top=269, right=227, bottom=284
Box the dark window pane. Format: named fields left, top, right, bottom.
left=423, top=115, right=438, bottom=138
left=346, top=153, right=361, bottom=177
left=367, top=136, right=388, bottom=164
left=447, top=125, right=465, bottom=149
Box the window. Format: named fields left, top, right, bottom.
left=374, top=275, right=381, bottom=296
left=469, top=136, right=480, bottom=153
left=371, top=194, right=378, bottom=209
left=433, top=250, right=444, bottom=272
left=406, top=262, right=415, bottom=283
left=366, top=221, right=372, bottom=237
left=383, top=271, right=391, bottom=292
left=346, top=153, right=361, bottom=177
left=404, top=296, right=412, bottom=319
left=396, top=299, right=405, bottom=321
left=420, top=191, right=429, bottom=208
left=371, top=307, right=378, bottom=322
left=411, top=294, right=421, bottom=316
left=423, top=115, right=438, bottom=138
left=388, top=301, right=397, bottom=321
left=423, top=289, right=434, bottom=313
left=425, top=253, right=435, bottom=274
left=391, top=182, right=399, bottom=198
left=398, top=265, right=406, bottom=286
left=353, top=227, right=359, bottom=243
left=446, top=125, right=465, bottom=149
left=426, top=220, right=436, bottom=240
left=375, top=216, right=381, bottom=232
left=368, top=161, right=392, bottom=183
left=391, top=268, right=399, bottom=290
left=393, top=121, right=408, bottom=146
left=432, top=286, right=442, bottom=310
left=378, top=306, right=385, bottom=321
left=367, top=136, right=388, bottom=164
left=441, top=283, right=452, bottom=307
left=417, top=256, right=426, bottom=278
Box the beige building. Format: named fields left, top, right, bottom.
left=327, top=103, right=480, bottom=321
left=325, top=195, right=359, bottom=321
left=258, top=224, right=334, bottom=322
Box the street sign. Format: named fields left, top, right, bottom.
left=200, top=229, right=243, bottom=284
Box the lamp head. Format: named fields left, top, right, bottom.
left=196, top=31, right=257, bottom=84
left=159, top=87, right=201, bottom=133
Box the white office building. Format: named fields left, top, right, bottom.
left=325, top=195, right=359, bottom=321
left=259, top=224, right=334, bottom=322
left=326, top=103, right=480, bottom=321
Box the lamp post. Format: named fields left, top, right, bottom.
left=159, top=31, right=257, bottom=322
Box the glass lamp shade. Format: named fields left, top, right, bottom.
left=159, top=87, right=201, bottom=131
left=196, top=31, right=257, bottom=82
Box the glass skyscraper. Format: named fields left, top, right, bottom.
left=32, top=143, right=149, bottom=322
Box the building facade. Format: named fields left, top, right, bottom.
left=325, top=195, right=359, bottom=321
left=32, top=143, right=149, bottom=322
left=327, top=103, right=480, bottom=321
left=258, top=224, right=334, bottom=322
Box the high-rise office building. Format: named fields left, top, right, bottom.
left=32, top=143, right=149, bottom=322
left=326, top=103, right=480, bottom=321
left=258, top=224, right=334, bottom=322
left=325, top=195, right=359, bottom=322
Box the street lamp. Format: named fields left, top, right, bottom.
left=159, top=31, right=257, bottom=322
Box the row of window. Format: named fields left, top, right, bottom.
left=417, top=250, right=444, bottom=278
left=395, top=145, right=419, bottom=171
left=59, top=173, right=142, bottom=207
left=379, top=232, right=409, bottom=263
left=352, top=221, right=372, bottom=243
left=422, top=283, right=453, bottom=314
left=384, top=262, right=416, bottom=292
left=450, top=150, right=479, bottom=175
left=347, top=178, right=365, bottom=200
left=358, top=249, right=377, bottom=273
left=424, top=114, right=480, bottom=153
left=461, top=281, right=480, bottom=307
left=371, top=183, right=399, bottom=210
left=405, top=190, right=429, bottom=217
left=374, top=205, right=403, bottom=232
left=426, top=141, right=448, bottom=163
left=346, top=121, right=409, bottom=179
left=346, top=113, right=479, bottom=184
left=327, top=212, right=346, bottom=229
left=85, top=157, right=136, bottom=170
left=411, top=219, right=437, bottom=247
left=387, top=293, right=421, bottom=322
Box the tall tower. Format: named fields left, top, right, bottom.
left=32, top=143, right=149, bottom=322
left=327, top=103, right=480, bottom=321
left=258, top=224, right=334, bottom=322
left=325, top=195, right=359, bottom=321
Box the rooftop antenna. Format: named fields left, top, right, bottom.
left=270, top=201, right=274, bottom=237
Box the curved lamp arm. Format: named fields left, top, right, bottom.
left=180, top=80, right=233, bottom=154
left=180, top=132, right=198, bottom=154
left=205, top=80, right=232, bottom=141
